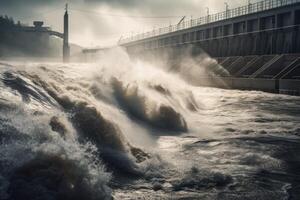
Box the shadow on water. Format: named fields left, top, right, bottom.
left=174, top=134, right=300, bottom=199
left=247, top=136, right=300, bottom=199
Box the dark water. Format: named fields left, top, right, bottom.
left=0, top=52, right=300, bottom=200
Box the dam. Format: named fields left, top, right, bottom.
left=2, top=1, right=300, bottom=199
left=118, top=0, right=300, bottom=95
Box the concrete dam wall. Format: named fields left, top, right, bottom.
left=119, top=0, right=300, bottom=95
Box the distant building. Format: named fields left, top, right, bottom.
left=33, top=21, right=44, bottom=28
left=0, top=16, right=61, bottom=58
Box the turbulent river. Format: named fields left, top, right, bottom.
left=0, top=49, right=300, bottom=200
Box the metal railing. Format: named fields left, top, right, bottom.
left=119, top=0, right=300, bottom=45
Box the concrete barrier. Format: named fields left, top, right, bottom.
left=195, top=77, right=300, bottom=96
left=279, top=79, right=300, bottom=95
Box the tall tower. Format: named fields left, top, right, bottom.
left=63, top=4, right=70, bottom=63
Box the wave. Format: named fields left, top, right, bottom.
left=0, top=100, right=112, bottom=200
left=2, top=71, right=56, bottom=106
left=112, top=78, right=188, bottom=132
left=0, top=55, right=201, bottom=199
left=8, top=154, right=112, bottom=200
left=0, top=66, right=154, bottom=199
left=21, top=71, right=148, bottom=175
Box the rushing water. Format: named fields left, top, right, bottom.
left=0, top=49, right=300, bottom=200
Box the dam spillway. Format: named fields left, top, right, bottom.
left=119, top=0, right=300, bottom=95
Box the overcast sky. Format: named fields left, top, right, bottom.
left=0, top=0, right=254, bottom=47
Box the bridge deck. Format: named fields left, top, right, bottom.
left=0, top=27, right=64, bottom=38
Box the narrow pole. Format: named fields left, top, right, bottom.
left=206, top=7, right=210, bottom=23
left=248, top=0, right=251, bottom=14
left=63, top=3, right=70, bottom=63
left=224, top=2, right=229, bottom=18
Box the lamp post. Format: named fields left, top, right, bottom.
left=248, top=0, right=252, bottom=13
left=224, top=2, right=229, bottom=18
left=206, top=7, right=209, bottom=16
left=206, top=7, right=210, bottom=23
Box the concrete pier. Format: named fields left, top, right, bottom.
left=63, top=4, right=70, bottom=63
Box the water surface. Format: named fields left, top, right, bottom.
left=0, top=54, right=299, bottom=200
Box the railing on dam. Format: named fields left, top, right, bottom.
left=119, top=0, right=300, bottom=45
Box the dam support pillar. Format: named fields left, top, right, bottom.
left=63, top=4, right=70, bottom=63
left=291, top=10, right=297, bottom=53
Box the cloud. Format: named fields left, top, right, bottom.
left=85, top=0, right=204, bottom=15
left=85, top=0, right=141, bottom=7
